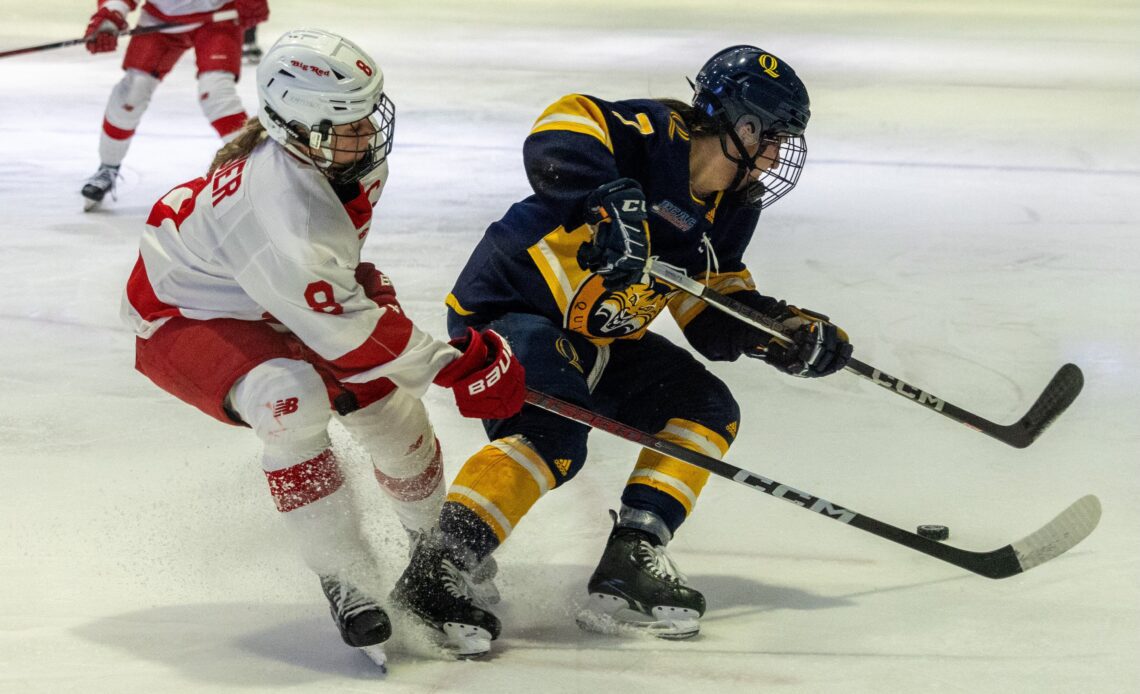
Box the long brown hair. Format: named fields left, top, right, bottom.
left=208, top=117, right=268, bottom=176
left=653, top=98, right=721, bottom=138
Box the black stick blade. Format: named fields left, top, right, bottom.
left=1004, top=363, right=1084, bottom=448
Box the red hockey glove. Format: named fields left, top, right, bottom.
left=235, top=0, right=269, bottom=29
left=85, top=7, right=128, bottom=54
left=355, top=262, right=398, bottom=306
left=434, top=328, right=526, bottom=420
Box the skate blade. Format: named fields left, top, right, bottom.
left=359, top=644, right=388, bottom=673
left=577, top=593, right=700, bottom=640
left=442, top=622, right=493, bottom=659
left=82, top=197, right=101, bottom=212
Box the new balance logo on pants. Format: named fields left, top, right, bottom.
left=274, top=397, right=299, bottom=416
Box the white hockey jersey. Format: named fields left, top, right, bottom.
left=122, top=140, right=460, bottom=397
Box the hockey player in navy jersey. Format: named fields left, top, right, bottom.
left=391, top=45, right=853, bottom=655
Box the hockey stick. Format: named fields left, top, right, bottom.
left=0, top=9, right=239, bottom=60
left=524, top=387, right=1100, bottom=579
left=647, top=261, right=1083, bottom=449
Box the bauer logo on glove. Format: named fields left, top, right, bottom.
left=434, top=328, right=526, bottom=419
left=466, top=342, right=516, bottom=396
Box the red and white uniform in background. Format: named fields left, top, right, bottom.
left=93, top=0, right=257, bottom=168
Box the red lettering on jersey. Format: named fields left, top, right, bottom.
left=273, top=397, right=299, bottom=416
left=211, top=158, right=247, bottom=206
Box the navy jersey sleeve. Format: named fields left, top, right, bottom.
left=523, top=94, right=643, bottom=230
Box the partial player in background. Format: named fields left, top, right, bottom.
left=242, top=25, right=262, bottom=64
left=390, top=45, right=852, bottom=656
left=80, top=0, right=269, bottom=211
left=121, top=29, right=524, bottom=670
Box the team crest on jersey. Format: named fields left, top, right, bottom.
left=567, top=276, right=673, bottom=338
left=651, top=200, right=698, bottom=232
left=555, top=337, right=585, bottom=374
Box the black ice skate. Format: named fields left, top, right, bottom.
left=578, top=524, right=706, bottom=640
left=407, top=527, right=500, bottom=608
left=80, top=164, right=120, bottom=212
left=390, top=533, right=501, bottom=658
left=320, top=575, right=391, bottom=670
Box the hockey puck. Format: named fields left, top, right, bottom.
left=917, top=524, right=950, bottom=541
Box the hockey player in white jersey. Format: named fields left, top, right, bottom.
left=81, top=0, right=269, bottom=210
left=122, top=29, right=526, bottom=669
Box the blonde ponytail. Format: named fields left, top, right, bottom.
left=208, top=118, right=268, bottom=176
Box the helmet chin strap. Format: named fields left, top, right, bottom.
left=267, top=104, right=389, bottom=185
left=719, top=126, right=761, bottom=193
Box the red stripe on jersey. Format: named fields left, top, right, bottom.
left=125, top=253, right=182, bottom=323
left=264, top=449, right=345, bottom=512
left=211, top=112, right=247, bottom=138
left=342, top=183, right=373, bottom=235
left=103, top=119, right=135, bottom=141
left=373, top=438, right=443, bottom=502
left=328, top=307, right=415, bottom=376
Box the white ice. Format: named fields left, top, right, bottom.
left=1, top=1, right=1138, bottom=692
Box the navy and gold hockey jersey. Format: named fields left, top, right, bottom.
left=446, top=94, right=763, bottom=344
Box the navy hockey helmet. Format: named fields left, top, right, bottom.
left=691, top=45, right=810, bottom=208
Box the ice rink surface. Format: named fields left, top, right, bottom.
left=1, top=1, right=1138, bottom=692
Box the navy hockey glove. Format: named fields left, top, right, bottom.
left=682, top=290, right=786, bottom=362
left=752, top=307, right=853, bottom=378
left=577, top=178, right=650, bottom=291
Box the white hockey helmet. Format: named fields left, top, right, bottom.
left=256, top=29, right=395, bottom=184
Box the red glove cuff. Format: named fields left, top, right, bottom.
left=355, top=262, right=398, bottom=306
left=434, top=327, right=489, bottom=388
